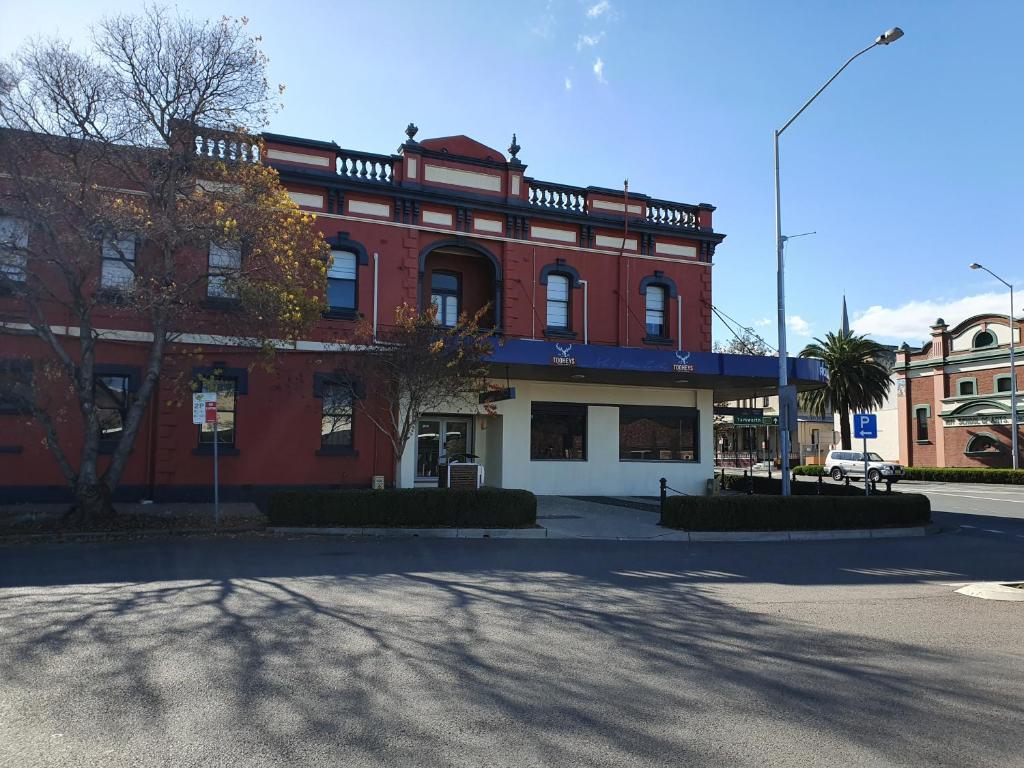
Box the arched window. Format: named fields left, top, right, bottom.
left=973, top=329, right=995, bottom=349
left=546, top=273, right=570, bottom=330
left=645, top=285, right=667, bottom=338
left=965, top=433, right=1002, bottom=455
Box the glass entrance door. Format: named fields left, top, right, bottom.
left=416, top=418, right=472, bottom=482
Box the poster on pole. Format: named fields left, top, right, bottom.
left=192, top=392, right=217, bottom=425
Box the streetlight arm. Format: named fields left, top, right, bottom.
left=777, top=42, right=880, bottom=137
left=976, top=264, right=1012, bottom=291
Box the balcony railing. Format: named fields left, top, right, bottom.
left=193, top=132, right=261, bottom=163
left=645, top=198, right=699, bottom=229
left=527, top=180, right=587, bottom=214
left=336, top=149, right=393, bottom=184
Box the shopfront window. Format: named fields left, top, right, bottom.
left=618, top=406, right=698, bottom=461
left=530, top=402, right=586, bottom=460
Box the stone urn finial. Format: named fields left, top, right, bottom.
left=405, top=122, right=419, bottom=143
left=508, top=133, right=521, bottom=164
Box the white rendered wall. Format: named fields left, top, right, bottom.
left=399, top=380, right=715, bottom=494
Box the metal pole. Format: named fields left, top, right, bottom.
left=213, top=406, right=220, bottom=525
left=775, top=130, right=791, bottom=496
left=1011, top=284, right=1019, bottom=469
left=863, top=435, right=869, bottom=496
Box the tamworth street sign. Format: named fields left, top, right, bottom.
left=734, top=415, right=780, bottom=427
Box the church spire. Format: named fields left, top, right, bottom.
left=841, top=295, right=850, bottom=336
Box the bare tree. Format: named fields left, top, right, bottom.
left=331, top=304, right=495, bottom=488
left=0, top=6, right=327, bottom=520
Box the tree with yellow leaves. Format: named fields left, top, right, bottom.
left=0, top=7, right=328, bottom=520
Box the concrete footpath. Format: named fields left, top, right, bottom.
left=271, top=495, right=933, bottom=542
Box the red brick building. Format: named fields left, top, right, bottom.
left=896, top=314, right=1023, bottom=467
left=1, top=125, right=827, bottom=502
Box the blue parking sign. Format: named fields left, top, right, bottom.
left=853, top=413, right=878, bottom=439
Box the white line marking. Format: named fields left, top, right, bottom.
left=982, top=529, right=1005, bottom=534
left=926, top=491, right=1024, bottom=504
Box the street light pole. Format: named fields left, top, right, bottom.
left=969, top=263, right=1019, bottom=469
left=775, top=26, right=904, bottom=496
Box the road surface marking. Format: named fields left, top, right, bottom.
left=982, top=529, right=1005, bottom=534
left=926, top=491, right=1024, bottom=504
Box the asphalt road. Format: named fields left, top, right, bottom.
left=1, top=488, right=1023, bottom=768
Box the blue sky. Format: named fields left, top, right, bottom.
left=3, top=0, right=1021, bottom=348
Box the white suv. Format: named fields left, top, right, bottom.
left=823, top=450, right=904, bottom=483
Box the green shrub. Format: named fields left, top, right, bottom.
left=661, top=494, right=930, bottom=531
left=268, top=488, right=537, bottom=528
left=901, top=467, right=1024, bottom=484
left=793, top=465, right=826, bottom=477
left=719, top=472, right=868, bottom=496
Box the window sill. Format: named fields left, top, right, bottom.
left=96, top=288, right=134, bottom=306
left=0, top=283, right=26, bottom=296
left=0, top=407, right=31, bottom=416
left=530, top=458, right=587, bottom=462
left=643, top=335, right=674, bottom=346
left=192, top=445, right=240, bottom=456
left=543, top=327, right=577, bottom=340
left=915, top=440, right=932, bottom=445
left=0, top=445, right=23, bottom=454
left=619, top=459, right=698, bottom=464
left=322, top=308, right=360, bottom=321
left=97, top=441, right=131, bottom=455
left=316, top=446, right=359, bottom=457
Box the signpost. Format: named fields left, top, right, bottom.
left=853, top=413, right=878, bottom=496
left=192, top=392, right=220, bottom=524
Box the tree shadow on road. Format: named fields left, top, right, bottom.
left=1, top=537, right=1021, bottom=766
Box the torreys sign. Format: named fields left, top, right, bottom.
left=192, top=392, right=217, bottom=424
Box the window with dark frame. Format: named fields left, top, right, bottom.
left=546, top=273, right=570, bottom=329
left=101, top=236, right=136, bottom=291
left=973, top=330, right=995, bottom=349
left=207, top=243, right=242, bottom=298
left=958, top=380, right=976, bottom=396
left=327, top=250, right=358, bottom=311
left=0, top=363, right=32, bottom=414
left=645, top=284, right=667, bottom=338
left=430, top=271, right=460, bottom=327
left=915, top=407, right=929, bottom=441
left=95, top=374, right=131, bottom=442
left=996, top=376, right=1012, bottom=393
left=0, top=215, right=28, bottom=283
left=618, top=406, right=698, bottom=462
left=530, top=402, right=586, bottom=460
left=198, top=378, right=237, bottom=446
left=320, top=382, right=354, bottom=448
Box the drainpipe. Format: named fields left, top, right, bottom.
left=677, top=297, right=682, bottom=351
left=372, top=252, right=379, bottom=341
left=579, top=279, right=589, bottom=345
left=531, top=248, right=537, bottom=339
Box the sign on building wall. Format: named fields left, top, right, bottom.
left=551, top=343, right=576, bottom=366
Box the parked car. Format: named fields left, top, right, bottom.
left=823, top=450, right=904, bottom=483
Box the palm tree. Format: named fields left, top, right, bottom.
left=799, top=331, right=891, bottom=450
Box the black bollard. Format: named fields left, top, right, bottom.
left=720, top=471, right=726, bottom=490
left=744, top=469, right=753, bottom=495
left=885, top=478, right=892, bottom=494
left=659, top=477, right=667, bottom=513
left=845, top=476, right=850, bottom=488
left=817, top=474, right=823, bottom=495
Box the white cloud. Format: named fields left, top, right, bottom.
left=852, top=291, right=1012, bottom=342
left=787, top=315, right=812, bottom=336
left=754, top=317, right=772, bottom=327
left=593, top=57, right=606, bottom=83
left=586, top=0, right=611, bottom=18
left=576, top=31, right=605, bottom=51
left=564, top=76, right=572, bottom=91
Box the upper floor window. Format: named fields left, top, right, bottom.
left=996, top=375, right=1013, bottom=393
left=645, top=285, right=667, bottom=338
left=327, top=250, right=358, bottom=312
left=546, top=273, right=570, bottom=329
left=958, top=379, right=976, bottom=397
left=101, top=236, right=136, bottom=291
left=431, top=271, right=460, bottom=327
left=973, top=330, right=995, bottom=349
left=208, top=243, right=242, bottom=298
left=0, top=216, right=28, bottom=283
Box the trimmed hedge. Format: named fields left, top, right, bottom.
left=901, top=467, right=1024, bottom=484
left=661, top=494, right=931, bottom=531
left=720, top=472, right=870, bottom=496
left=793, top=465, right=826, bottom=477
left=268, top=488, right=537, bottom=528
